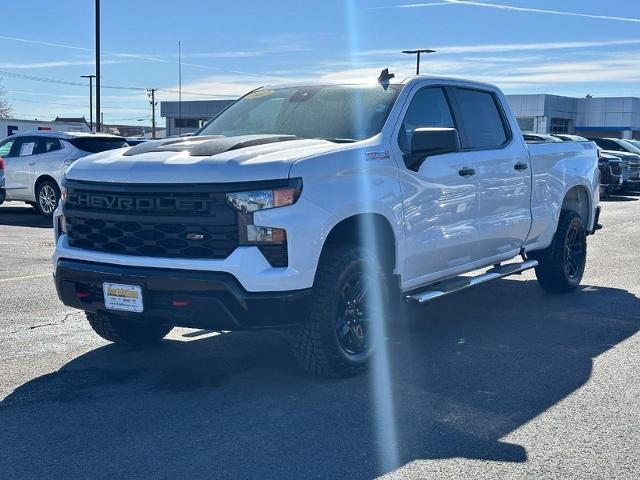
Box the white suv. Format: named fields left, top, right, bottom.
left=0, top=132, right=128, bottom=216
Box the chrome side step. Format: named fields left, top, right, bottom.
left=405, top=259, right=539, bottom=304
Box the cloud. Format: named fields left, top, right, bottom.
left=0, top=35, right=91, bottom=52
left=359, top=38, right=640, bottom=56
left=390, top=0, right=640, bottom=23
left=168, top=44, right=640, bottom=100
left=0, top=60, right=125, bottom=70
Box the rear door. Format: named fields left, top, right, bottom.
left=450, top=87, right=532, bottom=261
left=32, top=137, right=66, bottom=184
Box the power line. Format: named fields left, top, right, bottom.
left=0, top=69, right=146, bottom=91
left=0, top=69, right=238, bottom=97
left=9, top=96, right=146, bottom=111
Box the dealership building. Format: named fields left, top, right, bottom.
left=506, top=94, right=640, bottom=140
left=160, top=94, right=640, bottom=140
left=161, top=99, right=234, bottom=137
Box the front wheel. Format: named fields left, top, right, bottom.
left=290, top=245, right=392, bottom=378
left=530, top=210, right=587, bottom=294
left=35, top=180, right=60, bottom=217
left=86, top=312, right=173, bottom=345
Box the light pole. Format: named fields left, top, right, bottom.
left=95, top=0, right=101, bottom=132
left=80, top=74, right=95, bottom=132
left=147, top=88, right=157, bottom=139
left=401, top=49, right=436, bottom=75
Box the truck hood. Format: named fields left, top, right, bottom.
left=65, top=135, right=343, bottom=184
left=602, top=150, right=640, bottom=163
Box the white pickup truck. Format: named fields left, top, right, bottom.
left=53, top=74, right=601, bottom=377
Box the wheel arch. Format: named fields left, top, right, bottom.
left=320, top=213, right=398, bottom=275
left=34, top=174, right=61, bottom=195
left=561, top=184, right=592, bottom=228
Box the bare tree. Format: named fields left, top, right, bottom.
left=0, top=79, right=12, bottom=119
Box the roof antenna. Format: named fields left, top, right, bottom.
left=378, top=68, right=395, bottom=85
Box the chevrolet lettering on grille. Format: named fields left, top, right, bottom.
left=68, top=193, right=210, bottom=212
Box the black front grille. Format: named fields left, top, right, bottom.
left=64, top=181, right=240, bottom=260
left=66, top=216, right=239, bottom=258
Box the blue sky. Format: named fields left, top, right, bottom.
left=1, top=0, right=639, bottom=125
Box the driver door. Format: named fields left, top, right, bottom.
left=3, top=137, right=38, bottom=201
left=393, top=85, right=480, bottom=289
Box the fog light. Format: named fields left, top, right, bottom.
left=246, top=225, right=286, bottom=244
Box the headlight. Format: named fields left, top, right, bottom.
left=226, top=179, right=302, bottom=213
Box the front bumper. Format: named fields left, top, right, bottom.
left=54, top=259, right=311, bottom=330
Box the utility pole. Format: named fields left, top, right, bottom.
left=147, top=88, right=158, bottom=139
left=95, top=0, right=101, bottom=133
left=178, top=40, right=182, bottom=137
left=401, top=49, right=436, bottom=75
left=80, top=74, right=96, bottom=132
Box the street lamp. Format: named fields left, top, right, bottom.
left=401, top=49, right=436, bottom=75
left=80, top=74, right=96, bottom=132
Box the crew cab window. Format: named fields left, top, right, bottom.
left=454, top=88, right=509, bottom=149
left=398, top=87, right=454, bottom=152
left=0, top=139, right=14, bottom=157
left=34, top=138, right=63, bottom=154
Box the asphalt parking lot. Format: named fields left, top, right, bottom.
left=1, top=196, right=639, bottom=480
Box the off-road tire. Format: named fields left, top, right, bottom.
left=86, top=312, right=173, bottom=345
left=530, top=210, right=587, bottom=294
left=35, top=180, right=60, bottom=217
left=291, top=245, right=392, bottom=378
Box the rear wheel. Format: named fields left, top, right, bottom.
left=35, top=180, right=60, bottom=217
left=86, top=312, right=173, bottom=345
left=291, top=245, right=392, bottom=378
left=530, top=210, right=587, bottom=294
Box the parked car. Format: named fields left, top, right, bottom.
left=551, top=134, right=623, bottom=196
left=552, top=134, right=590, bottom=142
left=588, top=137, right=640, bottom=190
left=53, top=75, right=600, bottom=378
left=0, top=132, right=128, bottom=216
left=523, top=133, right=563, bottom=143
left=597, top=151, right=624, bottom=196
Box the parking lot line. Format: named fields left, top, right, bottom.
left=0, top=273, right=51, bottom=283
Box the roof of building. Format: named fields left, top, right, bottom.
left=54, top=116, right=89, bottom=125
left=5, top=131, right=123, bottom=140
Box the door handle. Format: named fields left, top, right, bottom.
left=514, top=162, right=528, bottom=171
left=458, top=167, right=475, bottom=177
left=28, top=162, right=36, bottom=166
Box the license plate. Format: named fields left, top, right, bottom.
left=103, top=283, right=143, bottom=313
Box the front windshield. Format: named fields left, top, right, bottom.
left=197, top=84, right=402, bottom=142
left=622, top=139, right=640, bottom=152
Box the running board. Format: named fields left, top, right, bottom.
left=405, top=259, right=539, bottom=304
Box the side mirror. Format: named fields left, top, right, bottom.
left=407, top=127, right=461, bottom=171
